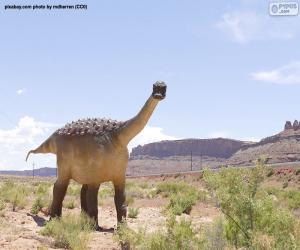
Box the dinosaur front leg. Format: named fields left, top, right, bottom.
left=80, top=184, right=88, bottom=214
left=114, top=182, right=127, bottom=223
left=50, top=180, right=69, bottom=218
left=86, top=184, right=100, bottom=230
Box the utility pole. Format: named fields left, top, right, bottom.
left=32, top=162, right=35, bottom=179
left=190, top=151, right=193, bottom=171
left=200, top=151, right=203, bottom=170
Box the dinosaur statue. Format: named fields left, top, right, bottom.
left=26, top=81, right=167, bottom=230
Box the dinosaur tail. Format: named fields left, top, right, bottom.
left=26, top=135, right=56, bottom=162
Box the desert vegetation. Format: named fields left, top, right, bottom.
left=0, top=163, right=299, bottom=249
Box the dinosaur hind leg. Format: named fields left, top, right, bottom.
left=80, top=184, right=88, bottom=214
left=86, top=184, right=100, bottom=230
left=114, top=181, right=127, bottom=223
left=50, top=179, right=69, bottom=218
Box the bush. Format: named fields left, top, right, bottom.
left=67, top=184, right=81, bottom=196
left=125, top=196, right=134, bottom=206
left=116, top=214, right=204, bottom=250
left=156, top=182, right=189, bottom=197
left=128, top=207, right=139, bottom=218
left=41, top=213, right=94, bottom=250
left=263, top=187, right=300, bottom=210
left=31, top=197, right=44, bottom=215
left=281, top=190, right=300, bottom=209
left=156, top=181, right=205, bottom=215
left=139, top=182, right=149, bottom=189
left=36, top=182, right=51, bottom=196
left=167, top=192, right=197, bottom=215
left=0, top=199, right=6, bottom=211
left=267, top=169, right=274, bottom=177
left=98, top=184, right=114, bottom=199
left=0, top=181, right=29, bottom=211
left=296, top=169, right=300, bottom=175
left=64, top=198, right=76, bottom=209
left=203, top=162, right=300, bottom=249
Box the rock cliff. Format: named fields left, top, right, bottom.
left=130, top=138, right=249, bottom=159
left=228, top=120, right=300, bottom=165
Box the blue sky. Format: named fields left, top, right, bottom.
left=1, top=1, right=300, bottom=170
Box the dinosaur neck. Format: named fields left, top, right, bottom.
left=117, top=96, right=160, bottom=146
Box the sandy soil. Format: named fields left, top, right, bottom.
left=0, top=197, right=218, bottom=250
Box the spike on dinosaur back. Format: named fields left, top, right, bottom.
left=55, top=118, right=124, bottom=136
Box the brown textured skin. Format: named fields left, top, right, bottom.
left=26, top=82, right=166, bottom=229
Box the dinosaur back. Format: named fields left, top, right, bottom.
left=55, top=118, right=125, bottom=136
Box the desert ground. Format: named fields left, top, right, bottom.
left=0, top=164, right=299, bottom=250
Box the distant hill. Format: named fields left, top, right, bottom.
left=128, top=138, right=251, bottom=175
left=0, top=167, right=56, bottom=177
left=130, top=138, right=250, bottom=159
left=228, top=120, right=300, bottom=166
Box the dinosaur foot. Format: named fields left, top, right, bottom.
left=95, top=225, right=114, bottom=232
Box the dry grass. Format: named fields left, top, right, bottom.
left=0, top=168, right=298, bottom=249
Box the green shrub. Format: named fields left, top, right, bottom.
left=124, top=181, right=156, bottom=200
left=264, top=187, right=280, bottom=196
left=203, top=162, right=300, bottom=249
left=64, top=198, right=76, bottom=209
left=31, top=197, right=44, bottom=215
left=282, top=190, right=300, bottom=209
left=126, top=196, right=134, bottom=206
left=116, top=214, right=204, bottom=250
left=98, top=185, right=114, bottom=199
left=267, top=169, right=274, bottom=177
left=167, top=192, right=197, bottom=215
left=296, top=169, right=300, bottom=175
left=128, top=207, right=139, bottom=218
left=146, top=188, right=158, bottom=199
left=263, top=187, right=300, bottom=210
left=156, top=181, right=204, bottom=215
left=67, top=184, right=81, bottom=196
left=36, top=182, right=51, bottom=196
left=0, top=199, right=5, bottom=211
left=139, top=182, right=149, bottom=189
left=41, top=213, right=94, bottom=250
left=0, top=182, right=29, bottom=211
left=156, top=182, right=188, bottom=197
left=283, top=181, right=288, bottom=189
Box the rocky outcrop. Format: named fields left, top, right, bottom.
left=130, top=138, right=249, bottom=159
left=293, top=120, right=299, bottom=130
left=284, top=120, right=300, bottom=130
left=228, top=121, right=300, bottom=166
left=284, top=121, right=292, bottom=130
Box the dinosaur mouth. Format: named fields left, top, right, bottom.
left=152, top=81, right=167, bottom=100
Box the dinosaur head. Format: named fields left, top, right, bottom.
left=152, top=81, right=167, bottom=100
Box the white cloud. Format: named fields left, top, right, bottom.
left=16, top=88, right=26, bottom=95
left=128, top=126, right=176, bottom=152
left=216, top=11, right=260, bottom=43
left=216, top=11, right=297, bottom=43
left=251, top=61, right=300, bottom=84
left=0, top=116, right=59, bottom=170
